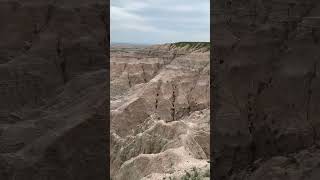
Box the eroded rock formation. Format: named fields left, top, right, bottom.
left=111, top=43, right=210, bottom=180
left=0, top=0, right=108, bottom=179
left=213, top=0, right=320, bottom=179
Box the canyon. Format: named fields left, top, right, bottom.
left=110, top=43, right=210, bottom=180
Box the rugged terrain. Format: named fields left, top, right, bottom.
left=0, top=0, right=108, bottom=179
left=212, top=0, right=320, bottom=179
left=110, top=43, right=210, bottom=180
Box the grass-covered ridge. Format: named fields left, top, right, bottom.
left=170, top=42, right=210, bottom=51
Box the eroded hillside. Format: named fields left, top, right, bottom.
left=110, top=43, right=210, bottom=180
left=0, top=0, right=108, bottom=179
left=212, top=0, right=320, bottom=179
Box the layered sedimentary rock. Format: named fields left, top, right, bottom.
left=0, top=0, right=108, bottom=179
left=111, top=43, right=210, bottom=180
left=213, top=0, right=320, bottom=179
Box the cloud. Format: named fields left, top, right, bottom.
left=111, top=0, right=210, bottom=44
left=111, top=6, right=142, bottom=21
left=111, top=6, right=156, bottom=32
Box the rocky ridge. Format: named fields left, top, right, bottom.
left=111, top=43, right=210, bottom=180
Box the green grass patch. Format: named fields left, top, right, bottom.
left=164, top=167, right=210, bottom=180
left=170, top=42, right=210, bottom=51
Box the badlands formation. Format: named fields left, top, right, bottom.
left=110, top=43, right=210, bottom=180
left=213, top=0, right=320, bottom=179
left=0, top=0, right=108, bottom=179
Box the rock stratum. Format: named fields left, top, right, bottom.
left=213, top=0, right=320, bottom=179
left=110, top=43, right=210, bottom=180
left=0, top=0, right=108, bottom=179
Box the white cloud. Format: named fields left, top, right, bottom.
left=111, top=5, right=156, bottom=32
left=111, top=6, right=143, bottom=21
left=111, top=0, right=210, bottom=44
left=124, top=2, right=149, bottom=11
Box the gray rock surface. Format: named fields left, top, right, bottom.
left=213, top=0, right=320, bottom=179
left=0, top=0, right=108, bottom=179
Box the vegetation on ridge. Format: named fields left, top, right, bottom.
left=170, top=42, right=210, bottom=51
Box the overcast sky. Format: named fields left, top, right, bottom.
left=111, top=0, right=210, bottom=44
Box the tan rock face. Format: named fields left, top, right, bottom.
left=111, top=44, right=210, bottom=179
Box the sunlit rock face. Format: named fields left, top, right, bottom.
left=110, top=43, right=210, bottom=180
left=213, top=0, right=320, bottom=179
left=0, top=0, right=108, bottom=179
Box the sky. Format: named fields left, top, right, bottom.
left=111, top=0, right=210, bottom=44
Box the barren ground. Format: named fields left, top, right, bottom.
left=110, top=43, right=210, bottom=180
